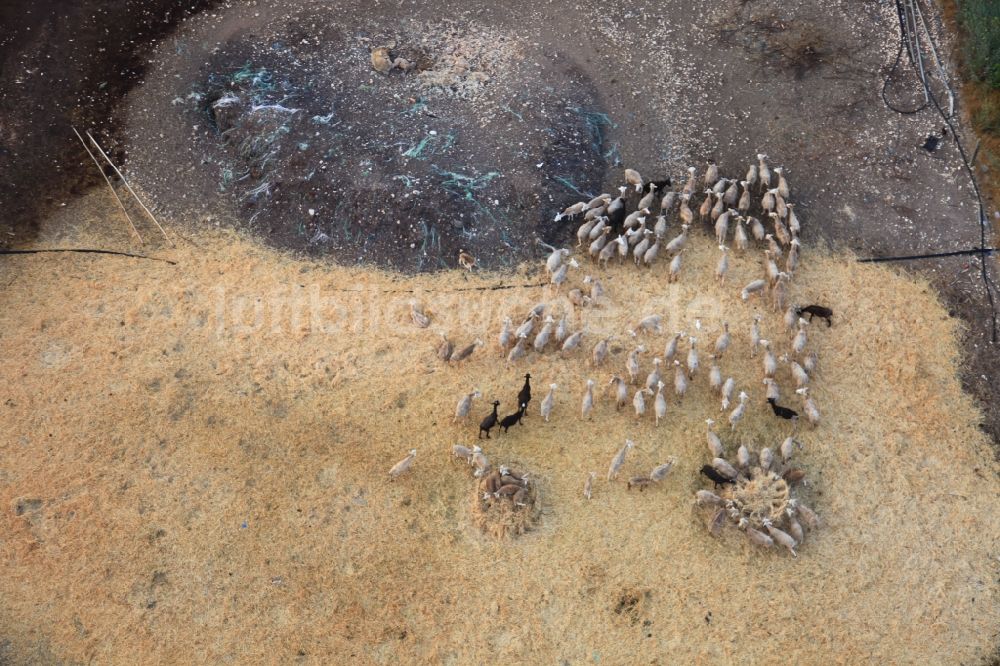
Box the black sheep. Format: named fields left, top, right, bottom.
left=642, top=177, right=672, bottom=194
left=517, top=373, right=532, bottom=411
left=479, top=400, right=501, bottom=439
left=499, top=404, right=525, bottom=433
left=767, top=398, right=799, bottom=420
left=795, top=304, right=833, bottom=327
left=700, top=465, right=734, bottom=489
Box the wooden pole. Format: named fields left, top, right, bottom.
left=71, top=126, right=143, bottom=244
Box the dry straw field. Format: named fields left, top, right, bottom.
left=0, top=192, right=998, bottom=664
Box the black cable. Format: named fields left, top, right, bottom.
left=880, top=0, right=999, bottom=343
left=0, top=248, right=178, bottom=265
left=882, top=0, right=929, bottom=114
left=858, top=247, right=996, bottom=263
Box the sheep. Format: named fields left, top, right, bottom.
left=790, top=360, right=810, bottom=388
left=450, top=339, right=482, bottom=363
left=609, top=374, right=629, bottom=410
left=479, top=401, right=501, bottom=439
left=550, top=259, right=578, bottom=291
left=745, top=163, right=759, bottom=190
left=763, top=519, right=797, bottom=557
left=650, top=460, right=675, bottom=482
left=678, top=195, right=694, bottom=226
left=715, top=245, right=729, bottom=284
left=660, top=190, right=677, bottom=212
left=714, top=322, right=730, bottom=357
left=499, top=405, right=525, bottom=433
left=774, top=192, right=787, bottom=220
left=545, top=247, right=571, bottom=273
left=554, top=312, right=569, bottom=342
left=772, top=272, right=789, bottom=312
left=452, top=444, right=474, bottom=464
left=584, top=471, right=596, bottom=499
left=633, top=387, right=653, bottom=419
left=506, top=335, right=528, bottom=365
left=665, top=224, right=689, bottom=254
left=388, top=449, right=417, bottom=479
left=561, top=329, right=585, bottom=352
left=791, top=499, right=822, bottom=529
left=780, top=436, right=799, bottom=464
left=627, top=476, right=654, bottom=491
left=699, top=189, right=714, bottom=222
left=645, top=357, right=663, bottom=391
left=682, top=166, right=698, bottom=196
left=722, top=179, right=739, bottom=206
left=471, top=445, right=491, bottom=476
left=728, top=391, right=749, bottom=430
left=667, top=250, right=684, bottom=283
left=696, top=489, right=725, bottom=506
left=764, top=249, right=781, bottom=285
left=410, top=300, right=431, bottom=328
left=770, top=211, right=790, bottom=246
left=761, top=340, right=777, bottom=377
left=761, top=189, right=776, bottom=214
left=518, top=373, right=534, bottom=413
left=792, top=318, right=809, bottom=354
left=625, top=168, right=644, bottom=192
left=796, top=304, right=833, bottom=327
left=633, top=314, right=663, bottom=335
left=796, top=387, right=821, bottom=427
left=736, top=444, right=751, bottom=471
left=775, top=166, right=790, bottom=199
left=664, top=331, right=683, bottom=362
left=787, top=203, right=801, bottom=235
left=720, top=377, right=735, bottom=412
left=783, top=468, right=806, bottom=486
left=540, top=383, right=558, bottom=422
left=715, top=209, right=731, bottom=245
left=741, top=278, right=767, bottom=302
left=586, top=215, right=607, bottom=241
left=708, top=354, right=722, bottom=393
left=743, top=522, right=775, bottom=549
left=515, top=312, right=537, bottom=340
left=686, top=337, right=699, bottom=378
left=654, top=381, right=668, bottom=426
left=642, top=237, right=662, bottom=267
left=533, top=315, right=555, bottom=352
left=763, top=377, right=780, bottom=403
left=437, top=333, right=454, bottom=362
left=555, top=202, right=586, bottom=222
left=712, top=457, right=740, bottom=480
left=581, top=379, right=595, bottom=419
left=637, top=183, right=658, bottom=211
left=784, top=305, right=799, bottom=332
left=577, top=218, right=597, bottom=247
left=586, top=193, right=613, bottom=210
left=700, top=465, right=734, bottom=488
left=750, top=314, right=762, bottom=357
left=588, top=227, right=612, bottom=261
left=498, top=316, right=514, bottom=353
left=759, top=447, right=775, bottom=472
left=757, top=153, right=771, bottom=191
left=624, top=209, right=651, bottom=230
left=734, top=216, right=749, bottom=251
left=626, top=345, right=645, bottom=384
left=786, top=238, right=800, bottom=274
left=608, top=439, right=636, bottom=481
left=705, top=419, right=725, bottom=458
left=598, top=237, right=620, bottom=267
left=653, top=214, right=669, bottom=238
left=803, top=350, right=819, bottom=374
left=673, top=360, right=688, bottom=399
left=710, top=191, right=726, bottom=221
left=592, top=337, right=610, bottom=367
left=704, top=162, right=719, bottom=187
left=737, top=180, right=751, bottom=213
left=454, top=389, right=482, bottom=422
left=786, top=514, right=804, bottom=544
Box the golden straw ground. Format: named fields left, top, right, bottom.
left=0, top=192, right=997, bottom=663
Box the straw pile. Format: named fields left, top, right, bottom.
left=0, top=192, right=997, bottom=664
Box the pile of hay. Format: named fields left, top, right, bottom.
left=0, top=192, right=997, bottom=664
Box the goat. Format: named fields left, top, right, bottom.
left=478, top=400, right=501, bottom=439
left=767, top=397, right=798, bottom=420
left=517, top=373, right=532, bottom=409
left=499, top=405, right=525, bottom=433
left=796, top=304, right=833, bottom=327
left=700, top=465, right=734, bottom=488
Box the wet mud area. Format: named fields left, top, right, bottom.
left=125, top=12, right=610, bottom=271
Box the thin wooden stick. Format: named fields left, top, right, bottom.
left=85, top=130, right=175, bottom=247
left=71, top=126, right=143, bottom=244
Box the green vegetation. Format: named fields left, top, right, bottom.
left=958, top=0, right=1000, bottom=90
